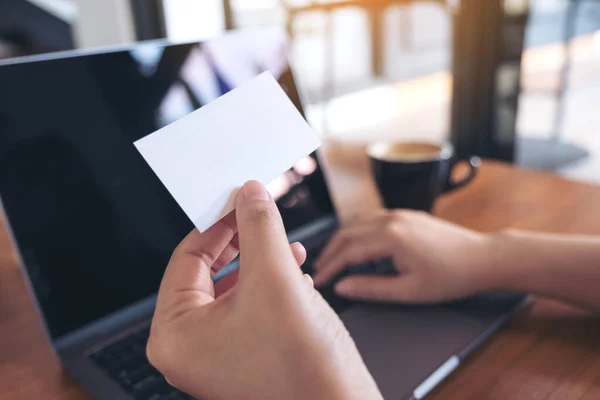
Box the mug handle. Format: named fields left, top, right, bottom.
left=444, top=156, right=481, bottom=193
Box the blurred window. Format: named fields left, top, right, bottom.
left=162, top=0, right=225, bottom=41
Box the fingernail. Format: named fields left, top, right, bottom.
left=241, top=180, right=269, bottom=201
left=334, top=280, right=353, bottom=296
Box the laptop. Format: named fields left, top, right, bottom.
left=0, top=28, right=526, bottom=400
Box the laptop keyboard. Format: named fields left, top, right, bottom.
left=88, top=325, right=194, bottom=400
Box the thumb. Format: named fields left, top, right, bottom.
left=235, top=180, right=300, bottom=285
left=334, top=275, right=421, bottom=303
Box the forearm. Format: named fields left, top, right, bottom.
left=487, top=229, right=600, bottom=311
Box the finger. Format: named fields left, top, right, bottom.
left=176, top=211, right=237, bottom=259
left=315, top=223, right=379, bottom=270
left=313, top=234, right=394, bottom=287
left=230, top=232, right=240, bottom=249
left=165, top=376, right=176, bottom=388
left=290, top=242, right=307, bottom=266
left=303, top=274, right=314, bottom=288
left=334, top=275, right=420, bottom=303
left=212, top=233, right=240, bottom=273
left=214, top=267, right=239, bottom=297
left=235, top=181, right=300, bottom=286
left=156, top=212, right=237, bottom=309
left=214, top=242, right=307, bottom=296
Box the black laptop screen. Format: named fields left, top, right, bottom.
left=0, top=29, right=334, bottom=339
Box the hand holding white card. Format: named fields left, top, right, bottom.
left=134, top=72, right=321, bottom=232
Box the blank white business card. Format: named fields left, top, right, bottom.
left=134, top=72, right=321, bottom=232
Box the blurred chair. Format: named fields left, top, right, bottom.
left=551, top=0, right=599, bottom=144
left=519, top=0, right=599, bottom=170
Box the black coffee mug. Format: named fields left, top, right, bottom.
left=367, top=141, right=480, bottom=212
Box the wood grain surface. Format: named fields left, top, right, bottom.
left=1, top=141, right=599, bottom=399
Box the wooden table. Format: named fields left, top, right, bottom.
left=1, top=143, right=600, bottom=399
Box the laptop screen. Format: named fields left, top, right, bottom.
left=0, top=29, right=334, bottom=340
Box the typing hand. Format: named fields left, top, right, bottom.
left=147, top=181, right=382, bottom=400
left=313, top=210, right=496, bottom=303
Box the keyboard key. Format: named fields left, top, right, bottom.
left=133, top=380, right=174, bottom=400
left=133, top=374, right=162, bottom=392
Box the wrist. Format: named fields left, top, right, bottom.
left=286, top=366, right=380, bottom=400
left=285, top=340, right=382, bottom=400
left=482, top=229, right=540, bottom=293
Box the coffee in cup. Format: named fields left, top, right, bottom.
left=367, top=140, right=480, bottom=212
